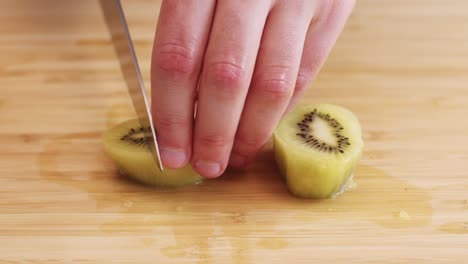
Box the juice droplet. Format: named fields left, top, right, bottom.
left=257, top=238, right=289, bottom=250
left=439, top=222, right=468, bottom=234
left=398, top=210, right=411, bottom=221
left=123, top=200, right=133, bottom=208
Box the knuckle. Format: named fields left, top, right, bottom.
left=254, top=65, right=294, bottom=102
left=155, top=114, right=190, bottom=132
left=197, top=134, right=234, bottom=148
left=155, top=42, right=197, bottom=77
left=204, top=61, right=245, bottom=97
left=262, top=79, right=293, bottom=101
left=234, top=134, right=265, bottom=154
left=295, top=68, right=313, bottom=92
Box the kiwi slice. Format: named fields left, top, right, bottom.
left=103, top=119, right=203, bottom=187
left=273, top=103, right=364, bottom=199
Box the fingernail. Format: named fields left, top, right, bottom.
left=161, top=148, right=186, bottom=168
left=229, top=153, right=246, bottom=168
left=195, top=160, right=221, bottom=178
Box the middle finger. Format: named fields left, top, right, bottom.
left=192, top=0, right=272, bottom=178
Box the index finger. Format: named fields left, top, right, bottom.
left=151, top=0, right=215, bottom=168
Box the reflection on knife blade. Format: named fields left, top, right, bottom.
left=99, top=0, right=164, bottom=171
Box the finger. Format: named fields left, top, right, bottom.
left=151, top=0, right=215, bottom=168
left=229, top=1, right=316, bottom=167
left=192, top=1, right=272, bottom=178
left=286, top=0, right=356, bottom=112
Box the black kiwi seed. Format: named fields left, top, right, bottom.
left=296, top=109, right=352, bottom=154
left=120, top=126, right=154, bottom=148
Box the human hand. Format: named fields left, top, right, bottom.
left=150, top=0, right=355, bottom=178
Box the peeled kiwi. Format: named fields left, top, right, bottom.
left=103, top=119, right=203, bottom=187
left=273, top=103, right=364, bottom=199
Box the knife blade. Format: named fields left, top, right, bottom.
left=99, top=0, right=164, bottom=171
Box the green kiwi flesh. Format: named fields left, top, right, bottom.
left=273, top=103, right=364, bottom=199
left=103, top=119, right=203, bottom=187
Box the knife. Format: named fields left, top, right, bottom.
left=99, top=0, right=164, bottom=171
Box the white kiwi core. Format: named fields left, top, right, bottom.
left=310, top=117, right=336, bottom=146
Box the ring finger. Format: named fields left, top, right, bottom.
left=229, top=1, right=316, bottom=167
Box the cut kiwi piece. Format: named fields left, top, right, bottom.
left=273, top=103, right=363, bottom=199
left=103, top=119, right=203, bottom=187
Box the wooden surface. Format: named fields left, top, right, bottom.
left=1, top=0, right=468, bottom=263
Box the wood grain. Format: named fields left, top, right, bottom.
left=1, top=0, right=467, bottom=263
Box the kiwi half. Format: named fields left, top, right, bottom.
left=103, top=119, right=203, bottom=187
left=273, top=103, right=363, bottom=199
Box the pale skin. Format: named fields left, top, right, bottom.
left=151, top=0, right=355, bottom=178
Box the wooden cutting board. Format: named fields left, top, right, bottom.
left=1, top=0, right=467, bottom=263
